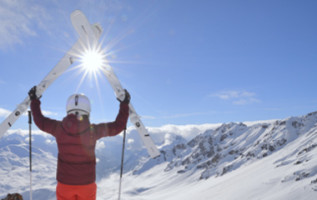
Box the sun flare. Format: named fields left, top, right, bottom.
left=72, top=38, right=120, bottom=93
left=80, top=48, right=106, bottom=74
left=70, top=44, right=110, bottom=93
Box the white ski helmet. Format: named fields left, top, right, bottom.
left=66, top=94, right=91, bottom=116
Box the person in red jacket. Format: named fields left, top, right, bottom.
left=28, top=86, right=130, bottom=200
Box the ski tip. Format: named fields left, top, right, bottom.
left=71, top=10, right=84, bottom=18
left=71, top=10, right=84, bottom=26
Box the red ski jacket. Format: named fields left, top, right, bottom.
left=30, top=99, right=129, bottom=185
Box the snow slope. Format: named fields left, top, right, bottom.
left=1, top=112, right=317, bottom=199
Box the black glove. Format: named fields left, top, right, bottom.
left=118, top=89, right=131, bottom=104
left=28, top=86, right=39, bottom=100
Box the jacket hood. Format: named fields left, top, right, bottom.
left=62, top=114, right=91, bottom=135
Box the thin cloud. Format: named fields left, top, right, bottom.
left=0, top=107, right=57, bottom=118
left=7, top=128, right=51, bottom=137
left=96, top=140, right=106, bottom=150
left=141, top=115, right=156, bottom=120
left=27, top=109, right=58, bottom=117
left=0, top=108, right=11, bottom=118
left=162, top=112, right=212, bottom=119
left=137, top=112, right=216, bottom=122
left=212, top=90, right=260, bottom=105
left=42, top=110, right=58, bottom=116
left=0, top=0, right=50, bottom=49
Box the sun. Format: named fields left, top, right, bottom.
left=79, top=47, right=106, bottom=74
left=71, top=44, right=110, bottom=92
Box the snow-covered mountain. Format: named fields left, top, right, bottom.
left=1, top=112, right=317, bottom=199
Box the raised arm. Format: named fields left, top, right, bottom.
left=94, top=90, right=130, bottom=139
left=29, top=86, right=59, bottom=136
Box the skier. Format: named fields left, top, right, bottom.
left=28, top=86, right=130, bottom=200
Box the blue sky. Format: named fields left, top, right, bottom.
left=0, top=0, right=316, bottom=130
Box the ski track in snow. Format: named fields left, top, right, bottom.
left=1, top=112, right=317, bottom=199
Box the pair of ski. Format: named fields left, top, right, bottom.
left=0, top=10, right=160, bottom=159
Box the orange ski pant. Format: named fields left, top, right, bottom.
left=56, top=182, right=97, bottom=200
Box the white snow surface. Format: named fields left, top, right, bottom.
left=1, top=112, right=317, bottom=199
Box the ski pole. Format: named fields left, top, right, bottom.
left=28, top=110, right=33, bottom=200
left=118, top=128, right=127, bottom=200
